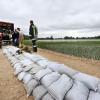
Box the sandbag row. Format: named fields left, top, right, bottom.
left=2, top=46, right=100, bottom=100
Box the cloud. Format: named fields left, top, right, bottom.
left=0, top=0, right=100, bottom=37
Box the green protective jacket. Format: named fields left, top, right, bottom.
left=29, top=24, right=38, bottom=38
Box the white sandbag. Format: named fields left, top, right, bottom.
left=23, top=73, right=33, bottom=84
left=47, top=63, right=78, bottom=77
left=31, top=57, right=42, bottom=62
left=65, top=81, right=89, bottom=100
left=34, top=68, right=52, bottom=81
left=33, top=85, right=47, bottom=100
left=24, top=79, right=38, bottom=97
left=9, top=57, right=16, bottom=61
left=48, top=74, right=73, bottom=100
left=13, top=63, right=22, bottom=69
left=29, top=66, right=43, bottom=75
left=12, top=61, right=20, bottom=67
left=23, top=52, right=33, bottom=59
left=20, top=59, right=33, bottom=66
left=37, top=60, right=50, bottom=67
left=30, top=63, right=41, bottom=69
left=8, top=56, right=13, bottom=60
left=17, top=71, right=26, bottom=81
left=31, top=55, right=46, bottom=62
left=23, top=65, right=33, bottom=72
left=73, top=72, right=100, bottom=91
left=42, top=93, right=54, bottom=100
left=15, top=54, right=22, bottom=58
left=14, top=66, right=23, bottom=75
left=23, top=52, right=44, bottom=62
left=41, top=72, right=60, bottom=87
left=11, top=59, right=19, bottom=65
left=17, top=55, right=25, bottom=60
left=97, top=83, right=100, bottom=93
left=88, top=91, right=100, bottom=100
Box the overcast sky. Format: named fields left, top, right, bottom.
left=0, top=0, right=100, bottom=38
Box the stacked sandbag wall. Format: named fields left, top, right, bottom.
left=2, top=46, right=100, bottom=100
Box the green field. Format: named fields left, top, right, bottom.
left=23, top=39, right=100, bottom=60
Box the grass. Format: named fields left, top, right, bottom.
left=23, top=40, right=32, bottom=46
left=23, top=39, right=100, bottom=60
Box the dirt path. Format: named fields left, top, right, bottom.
left=38, top=48, right=100, bottom=78
left=0, top=49, right=33, bottom=100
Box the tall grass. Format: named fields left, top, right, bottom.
left=37, top=40, right=100, bottom=60
left=23, top=39, right=100, bottom=60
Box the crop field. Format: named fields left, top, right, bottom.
left=23, top=39, right=100, bottom=60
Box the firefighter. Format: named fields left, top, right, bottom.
left=29, top=20, right=38, bottom=52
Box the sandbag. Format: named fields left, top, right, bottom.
left=88, top=91, right=100, bottom=100
left=27, top=63, right=42, bottom=70
left=47, top=63, right=78, bottom=77
left=13, top=63, right=22, bottom=69
left=73, top=72, right=100, bottom=91
left=23, top=52, right=40, bottom=62
left=48, top=74, right=73, bottom=100
left=34, top=68, right=52, bottom=81
left=36, top=59, right=50, bottom=67
left=14, top=66, right=23, bottom=75
left=20, top=59, right=33, bottom=66
left=11, top=60, right=19, bottom=66
left=8, top=56, right=15, bottom=61
left=23, top=65, right=33, bottom=72
left=29, top=66, right=43, bottom=75
left=41, top=72, right=60, bottom=87
left=42, top=93, right=54, bottom=100
left=17, top=71, right=26, bottom=81
left=30, top=55, right=46, bottom=62
left=16, top=55, right=25, bottom=60
left=97, top=83, right=100, bottom=93
left=11, top=58, right=19, bottom=63
left=31, top=57, right=43, bottom=62
left=33, top=85, right=47, bottom=100
left=15, top=54, right=23, bottom=59
left=24, top=79, right=38, bottom=97
left=31, top=63, right=41, bottom=68
left=23, top=52, right=33, bottom=59
left=23, top=73, right=33, bottom=84
left=65, top=81, right=89, bottom=100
